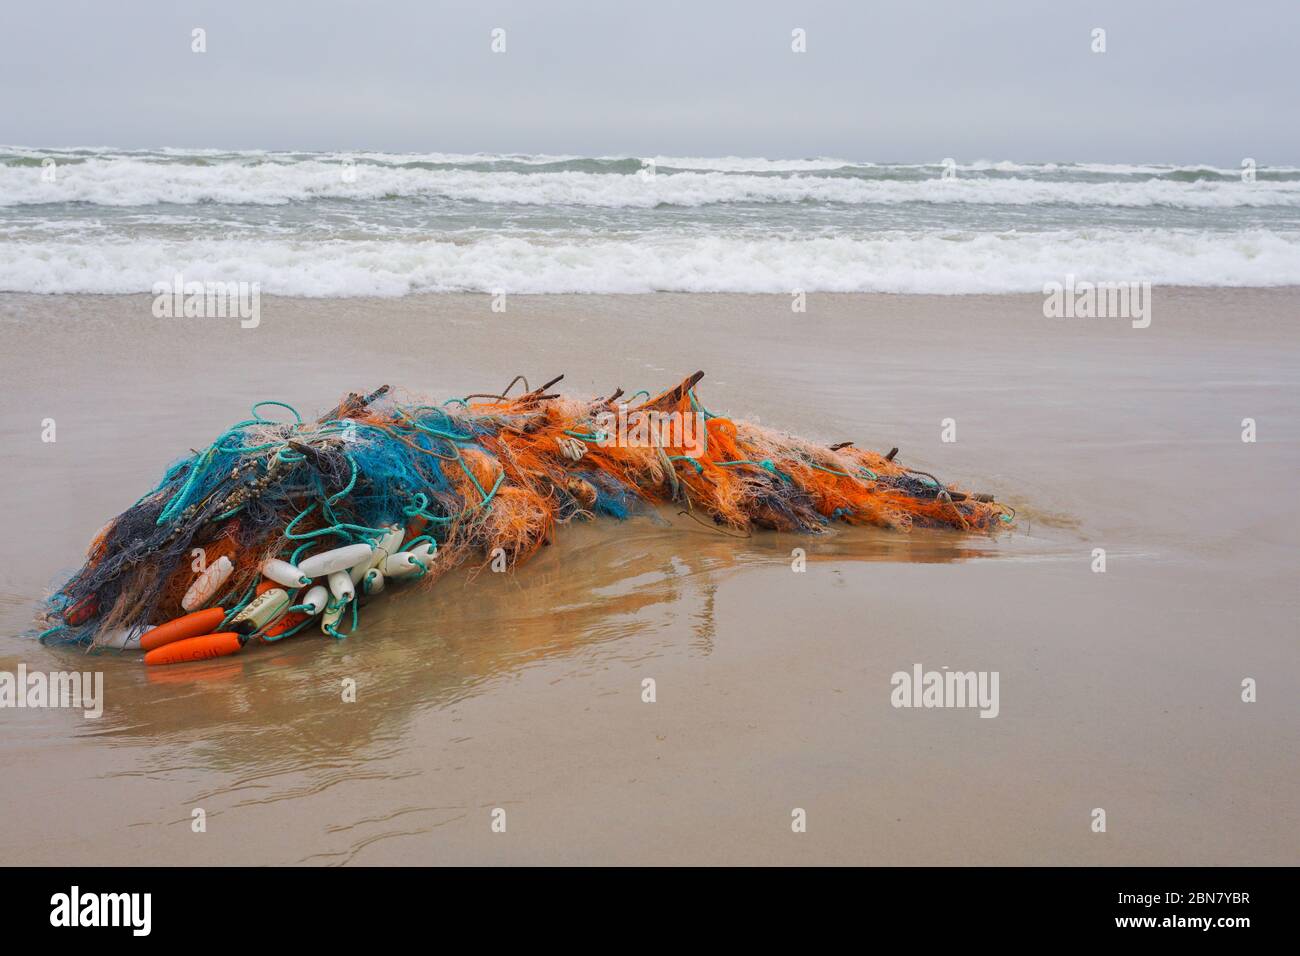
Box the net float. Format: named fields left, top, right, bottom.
left=321, top=598, right=347, bottom=635
left=65, top=595, right=99, bottom=626
left=96, top=625, right=156, bottom=650
left=368, top=526, right=405, bottom=569
left=300, top=585, right=329, bottom=616
left=327, top=570, right=355, bottom=602
left=181, top=556, right=234, bottom=612
left=382, top=552, right=421, bottom=579
left=298, top=544, right=373, bottom=579
left=262, top=611, right=309, bottom=641
left=140, top=607, right=226, bottom=652
left=229, top=587, right=291, bottom=634
left=262, top=558, right=310, bottom=588
left=383, top=542, right=434, bottom=579
left=145, top=632, right=246, bottom=666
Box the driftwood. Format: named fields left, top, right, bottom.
left=639, top=371, right=705, bottom=410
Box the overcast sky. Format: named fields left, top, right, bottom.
left=2, top=0, right=1296, bottom=164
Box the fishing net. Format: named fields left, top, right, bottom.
left=34, top=373, right=1014, bottom=650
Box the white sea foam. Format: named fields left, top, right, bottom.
left=7, top=147, right=1298, bottom=174
left=4, top=148, right=1298, bottom=295
left=3, top=158, right=1299, bottom=208
left=643, top=155, right=863, bottom=172
left=4, top=230, right=1297, bottom=296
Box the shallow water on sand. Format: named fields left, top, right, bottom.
left=0, top=290, right=1296, bottom=864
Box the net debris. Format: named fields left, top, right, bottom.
left=34, top=373, right=1014, bottom=663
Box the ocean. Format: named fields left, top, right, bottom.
left=3, top=146, right=1299, bottom=296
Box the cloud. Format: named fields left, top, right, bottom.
left=1, top=0, right=1295, bottom=162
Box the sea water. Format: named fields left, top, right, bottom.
left=2, top=146, right=1300, bottom=295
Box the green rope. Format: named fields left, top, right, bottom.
left=251, top=400, right=302, bottom=425
left=323, top=597, right=359, bottom=640
left=716, top=459, right=792, bottom=482
left=688, top=388, right=719, bottom=421
left=156, top=446, right=215, bottom=525
left=283, top=498, right=388, bottom=542
left=284, top=502, right=338, bottom=541
left=808, top=462, right=853, bottom=478
left=403, top=492, right=455, bottom=524
left=218, top=583, right=257, bottom=629
left=326, top=454, right=359, bottom=507
left=155, top=401, right=310, bottom=527
left=563, top=429, right=607, bottom=443
left=435, top=441, right=505, bottom=510
left=478, top=471, right=506, bottom=509
left=263, top=614, right=316, bottom=643
left=396, top=405, right=476, bottom=442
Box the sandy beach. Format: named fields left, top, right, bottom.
left=0, top=288, right=1296, bottom=865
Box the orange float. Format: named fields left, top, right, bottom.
left=140, top=607, right=226, bottom=652
left=144, top=632, right=245, bottom=666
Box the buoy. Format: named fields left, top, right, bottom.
left=347, top=526, right=404, bottom=584
left=327, top=570, right=355, bottom=602
left=181, top=555, right=234, bottom=612
left=65, top=595, right=99, bottom=626
left=321, top=598, right=346, bottom=634
left=384, top=541, right=434, bottom=578
left=298, top=543, right=373, bottom=579
left=140, top=607, right=226, bottom=652
left=362, top=568, right=385, bottom=595
left=382, top=551, right=421, bottom=578
left=348, top=553, right=373, bottom=586
left=255, top=579, right=281, bottom=596
left=145, top=632, right=245, bottom=666
left=346, top=526, right=400, bottom=584
left=230, top=587, right=291, bottom=634
left=96, top=624, right=155, bottom=649
left=368, top=525, right=405, bottom=569
left=300, top=585, right=329, bottom=616
left=262, top=558, right=309, bottom=588
left=262, top=611, right=308, bottom=641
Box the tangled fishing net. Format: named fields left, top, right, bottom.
left=35, top=373, right=1014, bottom=655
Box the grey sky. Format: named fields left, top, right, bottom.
left=2, top=0, right=1296, bottom=164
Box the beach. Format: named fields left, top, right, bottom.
left=0, top=287, right=1296, bottom=865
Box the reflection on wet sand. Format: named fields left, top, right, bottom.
left=83, top=514, right=1014, bottom=767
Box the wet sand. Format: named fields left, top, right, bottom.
left=0, top=289, right=1297, bottom=865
